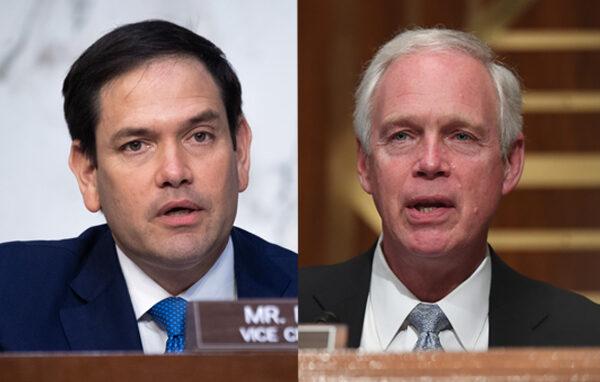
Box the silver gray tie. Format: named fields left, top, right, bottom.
left=406, top=303, right=451, bottom=351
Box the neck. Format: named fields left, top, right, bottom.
left=119, top=241, right=227, bottom=296
left=141, top=263, right=217, bottom=296
left=382, top=241, right=486, bottom=302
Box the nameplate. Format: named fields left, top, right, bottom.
left=298, top=324, right=348, bottom=351
left=185, top=299, right=298, bottom=351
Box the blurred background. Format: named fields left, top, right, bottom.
left=0, top=0, right=297, bottom=250
left=299, top=0, right=600, bottom=301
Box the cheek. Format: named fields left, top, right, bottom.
left=197, top=152, right=239, bottom=195
left=204, top=160, right=240, bottom=224
left=96, top=169, right=144, bottom=216
left=371, top=163, right=408, bottom=212
left=463, top=161, right=505, bottom=215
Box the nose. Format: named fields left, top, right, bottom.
left=412, top=137, right=450, bottom=180
left=154, top=143, right=193, bottom=188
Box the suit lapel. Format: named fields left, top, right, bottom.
left=309, top=246, right=556, bottom=348
left=312, top=248, right=374, bottom=348
left=59, top=227, right=142, bottom=351
left=488, top=250, right=549, bottom=347
left=231, top=227, right=294, bottom=298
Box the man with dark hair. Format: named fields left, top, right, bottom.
left=0, top=20, right=297, bottom=353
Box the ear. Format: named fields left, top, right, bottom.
left=235, top=117, right=252, bottom=192
left=356, top=138, right=374, bottom=194
left=501, top=133, right=525, bottom=195
left=69, top=141, right=101, bottom=212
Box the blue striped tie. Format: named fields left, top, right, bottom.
left=149, top=297, right=188, bottom=353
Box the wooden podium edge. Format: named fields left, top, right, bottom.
left=0, top=351, right=298, bottom=382
left=299, top=348, right=600, bottom=380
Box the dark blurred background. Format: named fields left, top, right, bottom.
left=299, top=0, right=600, bottom=301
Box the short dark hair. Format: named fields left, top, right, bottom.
left=62, top=20, right=243, bottom=166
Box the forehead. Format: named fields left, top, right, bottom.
left=372, top=50, right=498, bottom=127
left=97, top=56, right=225, bottom=129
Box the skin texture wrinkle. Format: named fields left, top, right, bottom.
left=69, top=57, right=252, bottom=295
left=357, top=50, right=524, bottom=302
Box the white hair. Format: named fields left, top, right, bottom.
left=354, top=28, right=522, bottom=157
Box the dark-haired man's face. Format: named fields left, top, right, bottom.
left=70, top=57, right=251, bottom=287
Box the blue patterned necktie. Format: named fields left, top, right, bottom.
left=406, top=303, right=451, bottom=351
left=148, top=297, right=188, bottom=353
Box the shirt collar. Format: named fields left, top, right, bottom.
left=116, top=236, right=236, bottom=321
left=437, top=249, right=490, bottom=350
left=369, top=236, right=490, bottom=351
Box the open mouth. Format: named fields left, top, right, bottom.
left=157, top=200, right=202, bottom=217
left=406, top=197, right=454, bottom=215
left=411, top=201, right=451, bottom=213
left=164, top=207, right=197, bottom=216
left=156, top=200, right=203, bottom=227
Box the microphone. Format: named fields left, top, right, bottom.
left=300, top=302, right=347, bottom=349
left=315, top=311, right=339, bottom=324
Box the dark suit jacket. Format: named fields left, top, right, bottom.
left=0, top=224, right=297, bottom=351
left=300, top=246, right=600, bottom=348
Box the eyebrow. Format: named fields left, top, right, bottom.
left=108, top=109, right=222, bottom=145
left=437, top=115, right=482, bottom=129
left=381, top=116, right=421, bottom=130
left=381, top=114, right=482, bottom=131
left=187, top=109, right=220, bottom=126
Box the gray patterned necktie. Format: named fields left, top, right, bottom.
left=406, top=303, right=451, bottom=351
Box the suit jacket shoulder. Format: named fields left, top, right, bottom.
left=489, top=252, right=600, bottom=347
left=0, top=225, right=298, bottom=352
left=231, top=226, right=298, bottom=298
left=0, top=225, right=141, bottom=351
left=300, top=246, right=600, bottom=348
left=299, top=247, right=374, bottom=347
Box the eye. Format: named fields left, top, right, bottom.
left=193, top=131, right=209, bottom=143
left=454, top=132, right=473, bottom=141
left=122, top=140, right=144, bottom=152
left=189, top=130, right=215, bottom=145
left=392, top=131, right=410, bottom=141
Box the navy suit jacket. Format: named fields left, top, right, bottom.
left=0, top=224, right=297, bottom=351
left=300, top=245, right=600, bottom=348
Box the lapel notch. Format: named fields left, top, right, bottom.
left=488, top=250, right=550, bottom=347
left=232, top=227, right=296, bottom=298
left=59, top=226, right=142, bottom=351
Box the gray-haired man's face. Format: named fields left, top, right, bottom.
left=357, top=50, right=524, bottom=261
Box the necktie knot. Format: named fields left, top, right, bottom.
left=406, top=303, right=451, bottom=351
left=148, top=297, right=187, bottom=353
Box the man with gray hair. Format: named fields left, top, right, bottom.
left=300, top=28, right=600, bottom=351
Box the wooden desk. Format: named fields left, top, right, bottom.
left=0, top=351, right=297, bottom=382
left=299, top=348, right=600, bottom=381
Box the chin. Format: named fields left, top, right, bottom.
left=404, top=235, right=452, bottom=258
left=148, top=233, right=200, bottom=254
left=407, top=247, right=449, bottom=258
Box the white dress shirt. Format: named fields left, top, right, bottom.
left=117, top=237, right=236, bottom=354
left=360, top=236, right=491, bottom=352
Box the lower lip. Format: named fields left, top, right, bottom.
left=157, top=210, right=202, bottom=227
left=406, top=207, right=453, bottom=224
